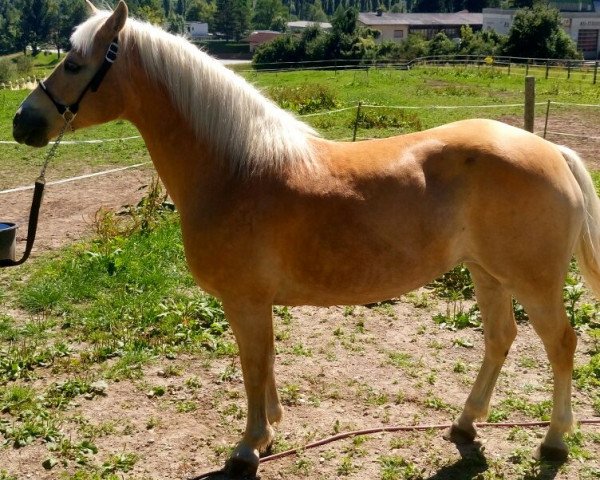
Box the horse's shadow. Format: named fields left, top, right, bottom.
left=426, top=442, right=565, bottom=480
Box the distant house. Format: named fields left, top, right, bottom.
left=248, top=30, right=282, bottom=52
left=185, top=21, right=209, bottom=39
left=358, top=11, right=483, bottom=42
left=286, top=20, right=333, bottom=32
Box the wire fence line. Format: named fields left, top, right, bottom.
left=0, top=100, right=597, bottom=145
left=246, top=54, right=600, bottom=84
left=0, top=135, right=142, bottom=145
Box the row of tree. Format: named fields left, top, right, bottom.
left=253, top=5, right=582, bottom=65
left=0, top=0, right=548, bottom=55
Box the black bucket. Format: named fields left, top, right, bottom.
left=0, top=222, right=17, bottom=262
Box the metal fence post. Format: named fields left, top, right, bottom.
left=352, top=102, right=362, bottom=142
left=524, top=76, right=535, bottom=133
left=594, top=61, right=598, bottom=85
left=543, top=100, right=551, bottom=138
left=545, top=60, right=549, bottom=79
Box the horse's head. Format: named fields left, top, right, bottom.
left=13, top=1, right=129, bottom=147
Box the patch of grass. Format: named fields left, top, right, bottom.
left=101, top=452, right=138, bottom=475
left=280, top=383, right=301, bottom=406
left=433, top=303, right=481, bottom=331
left=574, top=353, right=600, bottom=389
left=495, top=396, right=553, bottom=421
left=379, top=455, right=424, bottom=480
left=267, top=83, right=340, bottom=114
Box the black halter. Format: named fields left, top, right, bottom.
left=39, top=38, right=119, bottom=121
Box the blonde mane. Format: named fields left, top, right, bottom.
left=70, top=11, right=319, bottom=176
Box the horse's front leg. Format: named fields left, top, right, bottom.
left=222, top=300, right=277, bottom=478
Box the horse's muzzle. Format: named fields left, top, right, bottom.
left=13, top=106, right=50, bottom=147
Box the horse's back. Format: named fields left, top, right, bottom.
left=269, top=119, right=585, bottom=304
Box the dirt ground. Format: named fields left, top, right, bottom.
left=1, top=119, right=599, bottom=479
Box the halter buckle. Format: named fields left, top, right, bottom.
left=105, top=42, right=119, bottom=63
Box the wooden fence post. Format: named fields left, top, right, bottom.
left=524, top=76, right=535, bottom=133
left=352, top=102, right=362, bottom=142
left=545, top=60, right=550, bottom=79
left=594, top=61, right=598, bottom=85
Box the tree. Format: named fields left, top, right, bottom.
left=214, top=0, right=250, bottom=39
left=252, top=0, right=288, bottom=30
left=186, top=0, right=217, bottom=28
left=19, top=0, right=54, bottom=55
left=0, top=0, right=20, bottom=54
left=412, top=0, right=444, bottom=13
left=428, top=32, right=456, bottom=56
left=504, top=5, right=581, bottom=59
left=308, top=0, right=328, bottom=21
left=458, top=25, right=504, bottom=56
left=331, top=5, right=358, bottom=36
left=50, top=0, right=87, bottom=58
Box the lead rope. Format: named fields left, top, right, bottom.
left=188, top=418, right=600, bottom=479
left=0, top=117, right=72, bottom=268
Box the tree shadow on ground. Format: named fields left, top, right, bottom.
left=426, top=442, right=565, bottom=480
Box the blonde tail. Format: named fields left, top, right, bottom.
left=560, top=145, right=600, bottom=296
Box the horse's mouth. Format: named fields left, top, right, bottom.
left=13, top=129, right=50, bottom=148
left=13, top=106, right=50, bottom=148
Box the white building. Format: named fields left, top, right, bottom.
left=483, top=7, right=600, bottom=59
left=358, top=12, right=483, bottom=43
left=286, top=21, right=332, bottom=32
left=185, top=21, right=209, bottom=39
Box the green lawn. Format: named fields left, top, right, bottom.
left=1, top=62, right=600, bottom=189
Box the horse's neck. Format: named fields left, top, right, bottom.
left=122, top=70, right=226, bottom=212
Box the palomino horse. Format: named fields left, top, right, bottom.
left=12, top=1, right=600, bottom=476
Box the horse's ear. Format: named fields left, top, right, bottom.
left=103, top=0, right=128, bottom=35
left=85, top=0, right=98, bottom=14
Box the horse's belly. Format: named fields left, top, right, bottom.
left=273, top=240, right=456, bottom=306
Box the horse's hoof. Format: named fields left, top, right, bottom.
left=443, top=423, right=477, bottom=444
left=224, top=455, right=259, bottom=479
left=533, top=443, right=569, bottom=462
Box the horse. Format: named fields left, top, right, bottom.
left=12, top=1, right=600, bottom=477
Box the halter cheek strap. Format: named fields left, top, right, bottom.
left=39, top=38, right=119, bottom=121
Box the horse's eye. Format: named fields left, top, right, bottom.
left=64, top=60, right=81, bottom=74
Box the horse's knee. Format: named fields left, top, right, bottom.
left=546, top=325, right=577, bottom=369
left=484, top=322, right=517, bottom=361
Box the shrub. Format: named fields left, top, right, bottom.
left=351, top=110, right=422, bottom=132
left=16, top=55, right=33, bottom=75
left=267, top=83, right=339, bottom=114
left=0, top=59, right=15, bottom=83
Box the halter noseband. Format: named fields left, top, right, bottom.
left=39, top=38, right=119, bottom=122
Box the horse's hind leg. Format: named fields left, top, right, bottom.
left=446, top=263, right=517, bottom=443
left=518, top=288, right=577, bottom=461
